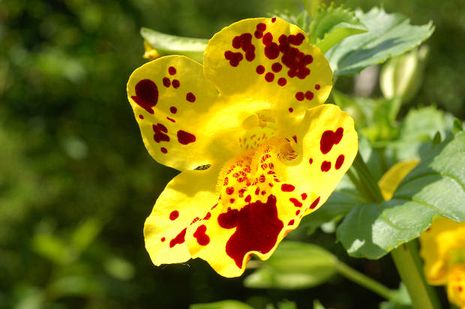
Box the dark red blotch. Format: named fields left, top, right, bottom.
left=177, top=130, right=196, bottom=145
left=193, top=225, right=210, bottom=246
left=218, top=195, right=283, bottom=268
left=153, top=123, right=170, bottom=143
left=320, top=127, right=344, bottom=154
left=132, top=79, right=158, bottom=114
left=169, top=228, right=187, bottom=248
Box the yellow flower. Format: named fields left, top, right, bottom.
left=420, top=217, right=465, bottom=308
left=126, top=17, right=358, bottom=277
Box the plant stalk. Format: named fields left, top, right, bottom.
left=336, top=260, right=397, bottom=302
left=351, top=151, right=440, bottom=309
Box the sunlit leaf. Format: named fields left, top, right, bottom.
left=309, top=5, right=367, bottom=53
left=327, top=8, right=434, bottom=76
left=337, top=132, right=465, bottom=259
left=140, top=28, right=207, bottom=62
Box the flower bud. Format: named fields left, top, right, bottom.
left=380, top=46, right=428, bottom=103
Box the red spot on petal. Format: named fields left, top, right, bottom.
left=232, top=36, right=242, bottom=49
left=310, top=196, right=320, bottom=209
left=161, top=147, right=168, bottom=154
left=289, top=33, right=305, bottom=45
left=301, top=193, right=307, bottom=200
left=245, top=195, right=251, bottom=203
left=295, top=92, right=304, bottom=101
left=161, top=237, right=166, bottom=242
left=271, top=17, right=276, bottom=23
left=169, top=210, right=179, bottom=220
left=262, top=32, right=273, bottom=46
left=296, top=210, right=300, bottom=215
left=230, top=198, right=236, bottom=203
left=281, top=184, right=295, bottom=192
left=170, top=106, right=177, bottom=114
left=335, top=154, right=345, bottom=170
left=265, top=72, right=275, bottom=82
left=288, top=219, right=295, bottom=226
left=265, top=43, right=280, bottom=59
left=288, top=107, right=294, bottom=113
left=292, top=135, right=297, bottom=143
left=172, top=79, right=180, bottom=88
left=152, top=123, right=170, bottom=143
left=305, top=91, right=314, bottom=100
left=204, top=212, right=211, bottom=220
left=309, top=158, right=313, bottom=165
left=272, top=62, right=282, bottom=73
left=289, top=197, right=302, bottom=207
left=166, top=117, right=176, bottom=123
left=225, top=50, right=244, bottom=67
left=168, top=66, right=176, bottom=75
left=278, top=77, right=287, bottom=86
left=256, top=65, right=265, bottom=74
left=132, top=79, right=158, bottom=114
left=315, top=84, right=321, bottom=90
left=194, top=225, right=210, bottom=246
left=321, top=161, right=331, bottom=172
left=138, top=114, right=144, bottom=120
left=177, top=130, right=196, bottom=145
left=218, top=195, right=283, bottom=268
left=186, top=92, right=196, bottom=102
left=320, top=127, right=344, bottom=154
left=163, top=77, right=171, bottom=87
left=257, top=23, right=266, bottom=32
left=169, top=228, right=187, bottom=248
left=226, top=187, right=234, bottom=195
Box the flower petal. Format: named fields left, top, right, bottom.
left=420, top=217, right=465, bottom=285
left=204, top=17, right=332, bottom=119
left=128, top=55, right=284, bottom=169
left=144, top=167, right=220, bottom=266
left=127, top=56, right=221, bottom=170
left=188, top=104, right=357, bottom=277
left=447, top=266, right=465, bottom=309
left=378, top=160, right=419, bottom=200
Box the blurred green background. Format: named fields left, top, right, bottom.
left=1, top=0, right=463, bottom=308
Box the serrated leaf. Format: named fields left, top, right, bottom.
left=337, top=132, right=465, bottom=259
left=140, top=28, right=208, bottom=62
left=309, top=5, right=367, bottom=53
left=244, top=241, right=336, bottom=289
left=326, top=7, right=434, bottom=76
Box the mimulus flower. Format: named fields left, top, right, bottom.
left=420, top=217, right=465, bottom=308
left=126, top=17, right=358, bottom=277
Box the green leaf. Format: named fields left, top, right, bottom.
left=190, top=300, right=253, bottom=309
left=309, top=5, right=367, bottom=53
left=391, top=106, right=455, bottom=161
left=337, top=132, right=465, bottom=259
left=333, top=91, right=400, bottom=144
left=327, top=7, right=434, bottom=76
left=141, top=28, right=208, bottom=62
left=244, top=241, right=336, bottom=289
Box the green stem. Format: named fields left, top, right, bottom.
left=336, top=260, right=397, bottom=302
left=350, top=152, right=384, bottom=203
left=351, top=151, right=440, bottom=309
left=391, top=241, right=441, bottom=309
